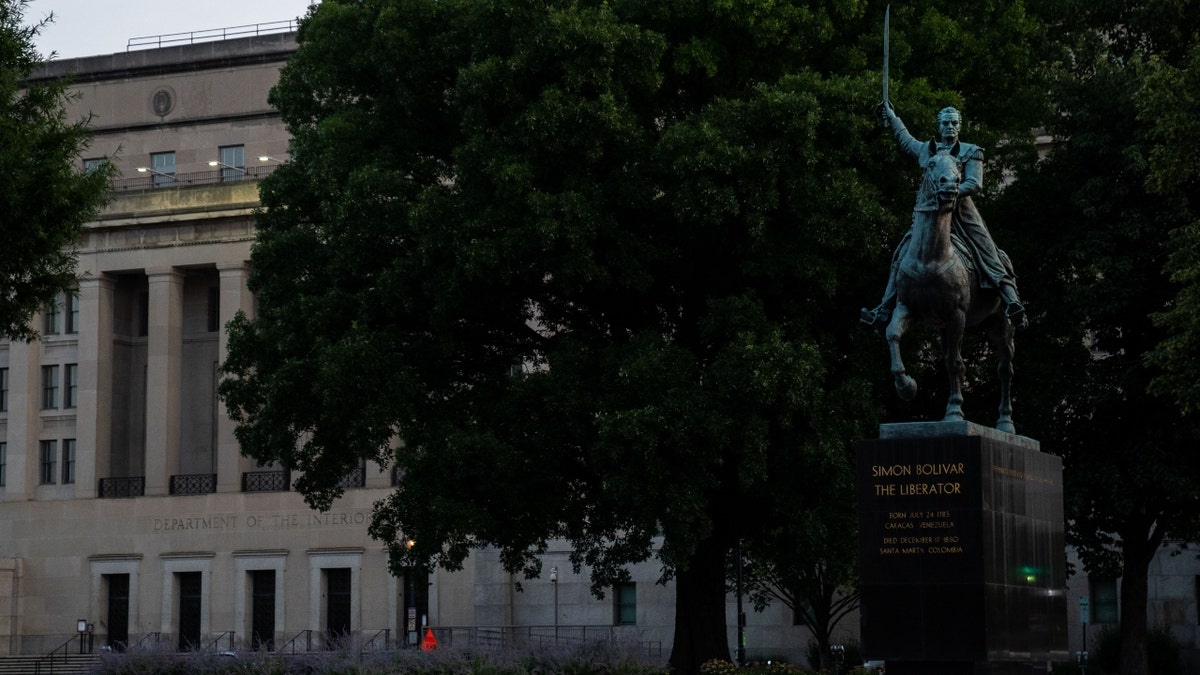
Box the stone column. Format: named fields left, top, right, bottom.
left=0, top=558, right=23, bottom=656
left=216, top=262, right=253, bottom=493
left=75, top=274, right=114, bottom=499
left=144, top=267, right=184, bottom=496
left=5, top=331, right=41, bottom=501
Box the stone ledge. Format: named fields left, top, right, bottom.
left=878, top=420, right=1040, bottom=451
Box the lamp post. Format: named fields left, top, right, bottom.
left=1079, top=595, right=1089, bottom=674
left=406, top=539, right=417, bottom=646
left=550, top=566, right=559, bottom=640
left=735, top=540, right=746, bottom=666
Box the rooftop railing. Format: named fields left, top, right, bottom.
left=113, top=165, right=278, bottom=193
left=127, top=20, right=299, bottom=52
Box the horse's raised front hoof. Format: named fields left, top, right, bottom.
left=996, top=418, right=1016, bottom=435
left=895, top=374, right=918, bottom=401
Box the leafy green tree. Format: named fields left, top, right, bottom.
left=993, top=4, right=1200, bottom=674
left=0, top=0, right=111, bottom=340
left=737, top=489, right=859, bottom=672
left=1142, top=43, right=1200, bottom=415
left=220, top=1, right=1048, bottom=671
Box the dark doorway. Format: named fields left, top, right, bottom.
left=177, top=572, right=202, bottom=651
left=105, top=574, right=130, bottom=652
left=250, top=570, right=276, bottom=651
left=325, top=568, right=352, bottom=646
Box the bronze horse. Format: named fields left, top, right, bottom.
left=884, top=152, right=1016, bottom=433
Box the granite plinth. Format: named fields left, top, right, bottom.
left=856, top=423, right=1068, bottom=672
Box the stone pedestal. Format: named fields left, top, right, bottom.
left=856, top=422, right=1068, bottom=674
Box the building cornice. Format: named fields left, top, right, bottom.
left=27, top=33, right=297, bottom=85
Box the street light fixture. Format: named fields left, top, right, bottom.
left=208, top=160, right=247, bottom=173
left=135, top=166, right=175, bottom=185
left=550, top=566, right=559, bottom=637
left=258, top=155, right=289, bottom=164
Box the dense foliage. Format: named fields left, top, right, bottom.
left=992, top=2, right=1200, bottom=674
left=0, top=0, right=111, bottom=340
left=217, top=0, right=1078, bottom=672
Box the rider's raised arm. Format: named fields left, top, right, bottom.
left=883, top=107, right=925, bottom=158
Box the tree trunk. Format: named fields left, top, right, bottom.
left=669, top=536, right=732, bottom=675
left=1118, top=530, right=1155, bottom=675
left=812, top=598, right=833, bottom=671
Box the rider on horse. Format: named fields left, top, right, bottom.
left=860, top=104, right=1024, bottom=332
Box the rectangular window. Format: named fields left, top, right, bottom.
left=1092, top=578, right=1119, bottom=623
left=0, top=368, right=7, bottom=412
left=0, top=442, right=6, bottom=487
left=150, top=151, right=175, bottom=187
left=44, top=298, right=61, bottom=335
left=64, top=364, right=78, bottom=409
left=62, top=439, right=76, bottom=485
left=613, top=582, right=636, bottom=626
left=219, top=145, right=245, bottom=181
left=39, top=440, right=57, bottom=484
left=65, top=292, right=79, bottom=334
left=42, top=365, right=59, bottom=409
left=83, top=157, right=108, bottom=173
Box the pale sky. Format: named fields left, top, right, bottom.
left=25, top=1, right=318, bottom=60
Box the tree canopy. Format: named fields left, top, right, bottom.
left=991, top=2, right=1200, bottom=673
left=221, top=0, right=1051, bottom=671
left=0, top=0, right=111, bottom=340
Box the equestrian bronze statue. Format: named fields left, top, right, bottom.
left=861, top=104, right=1020, bottom=434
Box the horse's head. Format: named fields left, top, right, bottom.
left=923, top=153, right=962, bottom=210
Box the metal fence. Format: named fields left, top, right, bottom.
left=169, top=474, right=217, bottom=495
left=112, top=165, right=277, bottom=193
left=98, top=476, right=145, bottom=498
left=127, top=20, right=299, bottom=51
left=241, top=470, right=291, bottom=493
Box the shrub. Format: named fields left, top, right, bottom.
left=92, top=639, right=670, bottom=675
left=699, top=659, right=811, bottom=675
